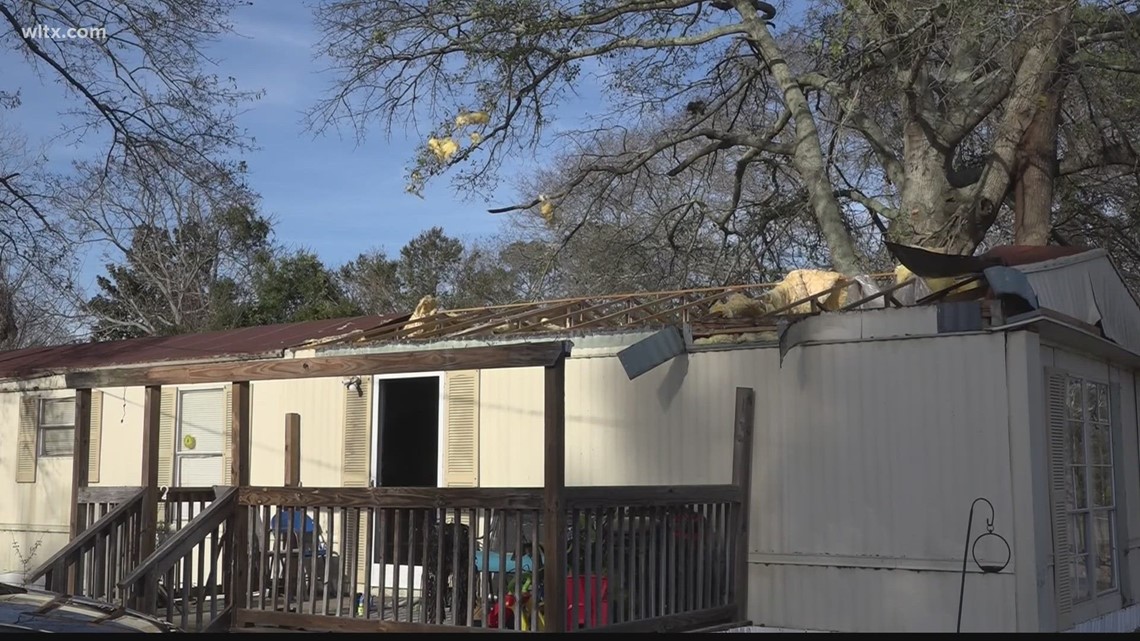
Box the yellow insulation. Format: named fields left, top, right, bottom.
left=709, top=269, right=849, bottom=319
left=893, top=265, right=983, bottom=295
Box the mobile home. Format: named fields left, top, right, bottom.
left=2, top=248, right=1139, bottom=633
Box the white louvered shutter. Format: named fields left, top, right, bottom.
left=1046, top=368, right=1073, bottom=630
left=443, top=371, right=480, bottom=487
left=88, top=391, right=104, bottom=483
left=342, top=377, right=372, bottom=587
left=16, top=396, right=38, bottom=483
left=222, top=386, right=233, bottom=485
left=157, top=388, right=178, bottom=488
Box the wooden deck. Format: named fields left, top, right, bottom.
left=32, top=476, right=751, bottom=633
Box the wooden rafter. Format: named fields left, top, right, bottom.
left=407, top=304, right=542, bottom=339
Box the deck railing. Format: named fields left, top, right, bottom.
left=26, top=485, right=221, bottom=602
left=27, top=487, right=147, bottom=600
left=219, top=484, right=744, bottom=633
left=32, top=482, right=747, bottom=633
left=119, top=486, right=238, bottom=632
left=562, top=485, right=742, bottom=632
left=231, top=486, right=545, bottom=632
left=160, top=486, right=217, bottom=537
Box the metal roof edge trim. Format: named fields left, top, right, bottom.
left=310, top=329, right=659, bottom=359
left=777, top=329, right=992, bottom=352
left=993, top=310, right=1140, bottom=368
left=1012, top=248, right=1109, bottom=274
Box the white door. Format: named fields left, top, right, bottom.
left=175, top=388, right=225, bottom=487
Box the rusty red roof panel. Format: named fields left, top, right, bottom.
left=0, top=314, right=401, bottom=379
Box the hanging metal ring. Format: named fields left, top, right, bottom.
left=972, top=530, right=1011, bottom=574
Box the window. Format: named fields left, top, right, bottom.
left=1064, top=376, right=1117, bottom=602
left=38, top=397, right=75, bottom=457
left=175, top=388, right=225, bottom=486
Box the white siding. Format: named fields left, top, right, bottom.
left=0, top=389, right=74, bottom=577
left=249, top=377, right=346, bottom=487
left=749, top=564, right=1017, bottom=632
left=749, top=333, right=1018, bottom=631
left=478, top=333, right=1021, bottom=631
left=479, top=353, right=739, bottom=487
left=92, top=387, right=147, bottom=486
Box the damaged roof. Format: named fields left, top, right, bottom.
left=0, top=314, right=399, bottom=379
left=0, top=245, right=1129, bottom=381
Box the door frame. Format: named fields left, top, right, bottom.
left=368, top=372, right=446, bottom=593
left=172, top=383, right=229, bottom=488
left=368, top=372, right=446, bottom=489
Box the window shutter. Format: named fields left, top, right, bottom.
left=222, top=386, right=233, bottom=485
left=342, top=378, right=372, bottom=487
left=443, top=371, right=480, bottom=487
left=158, top=388, right=177, bottom=487
left=342, top=377, right=372, bottom=587
left=88, top=391, right=104, bottom=484
left=16, top=396, right=38, bottom=483
left=1046, top=368, right=1073, bottom=630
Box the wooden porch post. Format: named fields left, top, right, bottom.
left=543, top=346, right=568, bottom=633
left=69, top=388, right=93, bottom=539
left=229, top=381, right=252, bottom=614
left=284, top=413, right=301, bottom=487
left=134, top=385, right=162, bottom=611
left=66, top=388, right=92, bottom=591
left=230, top=382, right=251, bottom=486
left=730, top=387, right=755, bottom=622
left=140, top=385, right=162, bottom=561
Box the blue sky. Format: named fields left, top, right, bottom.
left=5, top=0, right=605, bottom=291
left=211, top=1, right=512, bottom=257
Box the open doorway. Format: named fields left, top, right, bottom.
left=373, top=376, right=441, bottom=488
left=369, top=373, right=444, bottom=595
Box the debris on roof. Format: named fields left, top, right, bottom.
left=893, top=264, right=983, bottom=302
left=708, top=270, right=852, bottom=319
left=709, top=293, right=766, bottom=320
left=404, top=295, right=441, bottom=337
left=762, top=269, right=849, bottom=313
left=692, top=330, right=780, bottom=347
left=1, top=245, right=1118, bottom=380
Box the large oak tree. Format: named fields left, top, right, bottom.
left=310, top=0, right=1140, bottom=277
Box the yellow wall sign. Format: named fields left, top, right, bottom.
left=183, top=435, right=196, bottom=450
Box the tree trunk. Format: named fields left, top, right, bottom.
left=735, top=1, right=863, bottom=275
left=894, top=3, right=1072, bottom=255
left=1013, top=34, right=1070, bottom=246
left=895, top=120, right=966, bottom=251
left=1013, top=91, right=1061, bottom=245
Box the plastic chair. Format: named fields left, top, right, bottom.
left=268, top=510, right=331, bottom=601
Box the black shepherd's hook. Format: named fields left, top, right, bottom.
left=957, top=497, right=1011, bottom=632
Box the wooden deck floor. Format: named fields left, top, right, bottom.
left=159, top=591, right=491, bottom=632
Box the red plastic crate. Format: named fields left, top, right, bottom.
left=566, top=575, right=609, bottom=630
